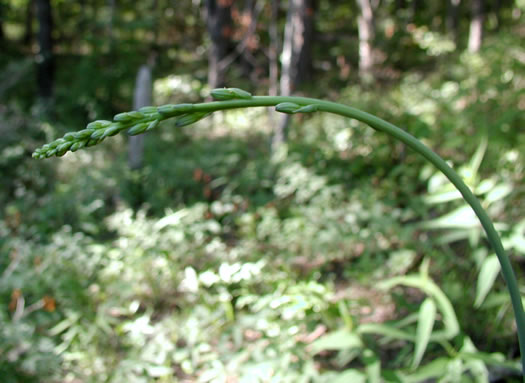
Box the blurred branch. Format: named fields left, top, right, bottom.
left=218, top=0, right=264, bottom=72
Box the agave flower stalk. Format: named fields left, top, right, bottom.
left=33, top=88, right=525, bottom=376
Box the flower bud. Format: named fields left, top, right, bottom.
left=90, top=128, right=107, bottom=140
left=114, top=112, right=134, bottom=122
left=146, top=119, right=160, bottom=131
left=70, top=141, right=82, bottom=152
left=138, top=106, right=158, bottom=114
left=56, top=141, right=73, bottom=156
left=175, top=112, right=210, bottom=127
left=101, top=124, right=122, bottom=138
left=275, top=102, right=301, bottom=114
left=74, top=129, right=95, bottom=140
left=128, top=111, right=145, bottom=119
left=127, top=123, right=149, bottom=136
left=47, top=149, right=57, bottom=157
left=295, top=104, right=319, bottom=113
left=211, top=88, right=252, bottom=101
left=87, top=120, right=112, bottom=130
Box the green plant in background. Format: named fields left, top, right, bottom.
left=33, top=88, right=525, bottom=379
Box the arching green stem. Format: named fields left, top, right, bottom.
left=34, top=94, right=525, bottom=377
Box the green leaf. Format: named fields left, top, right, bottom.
left=378, top=275, right=460, bottom=340
left=459, top=351, right=521, bottom=371
left=412, top=298, right=437, bottom=368
left=474, top=255, right=501, bottom=308
left=310, top=329, right=363, bottom=354
left=485, top=183, right=512, bottom=205
left=398, top=358, right=450, bottom=383
left=332, top=369, right=366, bottom=383
left=357, top=323, right=415, bottom=342
left=459, top=337, right=489, bottom=383
left=362, top=349, right=381, bottom=383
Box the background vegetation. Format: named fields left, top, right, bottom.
left=1, top=0, right=524, bottom=381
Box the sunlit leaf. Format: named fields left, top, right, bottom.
left=412, top=298, right=437, bottom=368
left=460, top=337, right=489, bottom=383
left=396, top=357, right=450, bottom=383
left=474, top=255, right=500, bottom=308
left=362, top=349, right=381, bottom=383
left=357, top=323, right=415, bottom=342
left=310, top=329, right=363, bottom=354
left=332, top=369, right=366, bottom=383
left=378, top=275, right=460, bottom=340
left=485, top=183, right=512, bottom=205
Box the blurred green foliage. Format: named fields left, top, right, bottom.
left=1, top=0, right=525, bottom=381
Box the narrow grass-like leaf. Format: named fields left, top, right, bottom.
left=310, top=329, right=363, bottom=354
left=332, top=369, right=366, bottom=383
left=378, top=275, right=460, bottom=340
left=357, top=323, right=415, bottom=342
left=396, top=358, right=450, bottom=383
left=474, top=254, right=501, bottom=308
left=362, top=349, right=381, bottom=383
left=412, top=298, right=437, bottom=369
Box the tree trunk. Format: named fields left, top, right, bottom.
left=23, top=0, right=34, bottom=46
left=128, top=65, right=152, bottom=170
left=468, top=0, right=483, bottom=52
left=268, top=0, right=280, bottom=97
left=272, top=0, right=316, bottom=151
left=35, top=0, right=54, bottom=100
left=396, top=0, right=406, bottom=9
left=446, top=0, right=461, bottom=42
left=411, top=0, right=421, bottom=22
left=205, top=0, right=233, bottom=88
left=356, top=0, right=374, bottom=77
left=0, top=2, right=6, bottom=44
left=0, top=22, right=3, bottom=46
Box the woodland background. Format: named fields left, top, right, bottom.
left=1, top=0, right=525, bottom=381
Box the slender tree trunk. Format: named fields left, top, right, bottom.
left=411, top=0, right=421, bottom=21
left=239, top=0, right=255, bottom=78
left=128, top=65, right=152, bottom=170
left=468, top=0, right=483, bottom=52
left=446, top=0, right=461, bottom=42
left=35, top=0, right=54, bottom=101
left=272, top=0, right=316, bottom=151
left=268, top=0, right=280, bottom=97
left=205, top=0, right=233, bottom=88
left=356, top=0, right=374, bottom=77
left=23, top=0, right=35, bottom=46
left=0, top=3, right=4, bottom=44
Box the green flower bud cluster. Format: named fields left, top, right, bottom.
left=210, top=88, right=252, bottom=101
left=275, top=102, right=319, bottom=114
left=32, top=104, right=200, bottom=159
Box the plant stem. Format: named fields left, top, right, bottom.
left=165, top=95, right=525, bottom=376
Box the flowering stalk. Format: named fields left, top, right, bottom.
left=32, top=88, right=525, bottom=375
